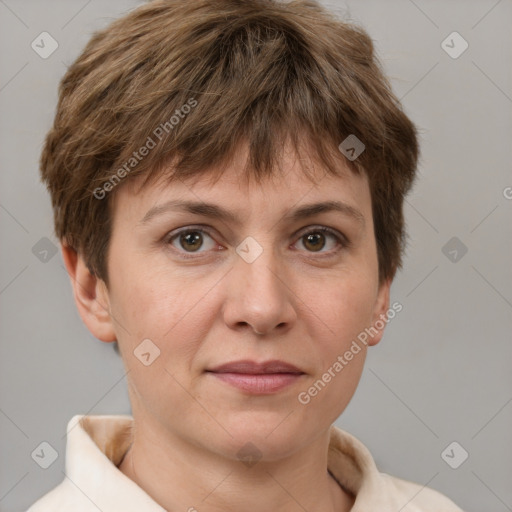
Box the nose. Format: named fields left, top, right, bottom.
left=222, top=242, right=297, bottom=337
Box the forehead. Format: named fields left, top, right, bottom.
left=110, top=141, right=370, bottom=225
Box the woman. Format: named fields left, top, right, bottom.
left=28, top=0, right=463, bottom=510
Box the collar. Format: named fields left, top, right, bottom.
left=62, top=414, right=399, bottom=511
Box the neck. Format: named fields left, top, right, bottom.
left=118, top=423, right=355, bottom=512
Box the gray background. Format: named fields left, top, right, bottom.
left=1, top=0, right=511, bottom=511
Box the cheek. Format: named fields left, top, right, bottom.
left=296, top=274, right=375, bottom=410
left=110, top=258, right=219, bottom=385
left=113, top=268, right=214, bottom=420
left=298, top=280, right=373, bottom=420
left=109, top=253, right=200, bottom=339
left=315, top=274, right=376, bottom=350
left=304, top=235, right=379, bottom=357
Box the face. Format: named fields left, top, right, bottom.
left=78, top=142, right=390, bottom=461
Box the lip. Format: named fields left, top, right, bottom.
left=206, top=359, right=305, bottom=394
left=208, top=359, right=303, bottom=374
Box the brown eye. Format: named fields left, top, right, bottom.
left=295, top=227, right=346, bottom=255
left=179, top=231, right=203, bottom=252
left=166, top=228, right=216, bottom=255
left=302, top=232, right=326, bottom=252
left=164, top=225, right=347, bottom=260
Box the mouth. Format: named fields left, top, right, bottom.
left=206, top=360, right=305, bottom=394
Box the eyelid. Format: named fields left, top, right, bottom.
left=295, top=225, right=349, bottom=246
left=163, top=224, right=219, bottom=250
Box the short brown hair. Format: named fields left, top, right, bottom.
left=40, top=0, right=419, bottom=288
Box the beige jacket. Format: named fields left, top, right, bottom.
left=27, top=414, right=464, bottom=511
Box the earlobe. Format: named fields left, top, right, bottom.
left=367, top=278, right=392, bottom=347
left=61, top=242, right=117, bottom=343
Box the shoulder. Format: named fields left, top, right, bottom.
left=25, top=480, right=98, bottom=512
left=327, top=425, right=464, bottom=511
left=381, top=472, right=465, bottom=511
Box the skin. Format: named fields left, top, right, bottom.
left=62, top=141, right=391, bottom=512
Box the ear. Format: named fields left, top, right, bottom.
left=61, top=241, right=117, bottom=343
left=367, top=278, right=392, bottom=347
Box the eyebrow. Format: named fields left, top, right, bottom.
left=139, top=199, right=365, bottom=228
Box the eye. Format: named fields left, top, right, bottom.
left=165, top=226, right=217, bottom=257
left=294, top=226, right=347, bottom=255
left=164, top=225, right=348, bottom=259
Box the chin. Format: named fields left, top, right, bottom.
left=212, top=411, right=314, bottom=461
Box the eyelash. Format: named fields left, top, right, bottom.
left=163, top=225, right=350, bottom=260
